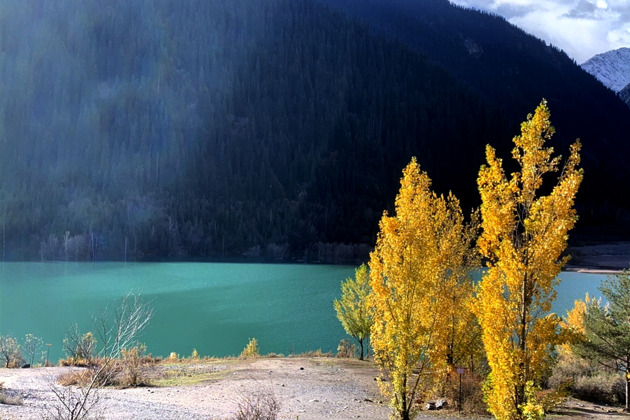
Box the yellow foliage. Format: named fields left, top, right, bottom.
left=475, top=100, right=582, bottom=420
left=240, top=338, right=260, bottom=358
left=334, top=264, right=372, bottom=360
left=559, top=297, right=587, bottom=353
left=369, top=157, right=478, bottom=420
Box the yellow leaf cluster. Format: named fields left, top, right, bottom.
left=475, top=100, right=583, bottom=420
left=369, top=157, right=478, bottom=419
left=334, top=264, right=372, bottom=359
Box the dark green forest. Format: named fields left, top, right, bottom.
left=0, top=0, right=628, bottom=262
left=621, top=84, right=630, bottom=108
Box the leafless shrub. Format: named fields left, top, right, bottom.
left=49, top=293, right=153, bottom=419
left=62, top=326, right=96, bottom=366
left=23, top=333, right=44, bottom=366
left=233, top=390, right=281, bottom=420
left=93, top=293, right=154, bottom=359
left=46, top=377, right=102, bottom=420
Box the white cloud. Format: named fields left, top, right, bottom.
left=449, top=0, right=630, bottom=63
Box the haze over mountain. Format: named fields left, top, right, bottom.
left=0, top=0, right=629, bottom=262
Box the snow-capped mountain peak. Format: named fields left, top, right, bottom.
left=581, top=47, right=630, bottom=93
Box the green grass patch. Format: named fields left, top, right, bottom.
left=152, top=359, right=238, bottom=387
left=154, top=369, right=230, bottom=386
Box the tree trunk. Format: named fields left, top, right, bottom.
left=359, top=339, right=364, bottom=361
left=400, top=392, right=410, bottom=420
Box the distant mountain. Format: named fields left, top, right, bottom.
left=581, top=47, right=630, bottom=93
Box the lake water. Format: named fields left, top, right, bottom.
left=0, top=262, right=608, bottom=362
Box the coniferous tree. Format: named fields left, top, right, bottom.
left=570, top=270, right=630, bottom=411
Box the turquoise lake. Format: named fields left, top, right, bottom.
left=0, top=263, right=609, bottom=362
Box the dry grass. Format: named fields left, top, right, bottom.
left=336, top=339, right=358, bottom=359
left=233, top=390, right=280, bottom=420
left=288, top=349, right=333, bottom=358
left=57, top=369, right=95, bottom=387
left=150, top=358, right=236, bottom=387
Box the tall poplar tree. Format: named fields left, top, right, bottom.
left=369, top=158, right=478, bottom=420
left=475, top=100, right=583, bottom=420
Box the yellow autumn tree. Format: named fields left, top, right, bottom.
left=475, top=100, right=583, bottom=420
left=334, top=263, right=372, bottom=360
left=369, top=158, right=478, bottom=420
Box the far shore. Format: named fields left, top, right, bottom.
left=565, top=241, right=630, bottom=274
left=563, top=267, right=623, bottom=274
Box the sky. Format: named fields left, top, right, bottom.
left=448, top=0, right=630, bottom=63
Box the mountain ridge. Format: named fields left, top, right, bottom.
left=581, top=47, right=630, bottom=93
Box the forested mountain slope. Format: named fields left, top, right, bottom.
left=0, top=0, right=628, bottom=262
left=318, top=0, right=630, bottom=226
left=621, top=84, right=630, bottom=108
left=0, top=0, right=511, bottom=261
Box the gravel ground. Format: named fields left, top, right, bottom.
left=0, top=357, right=391, bottom=420
left=0, top=357, right=627, bottom=419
